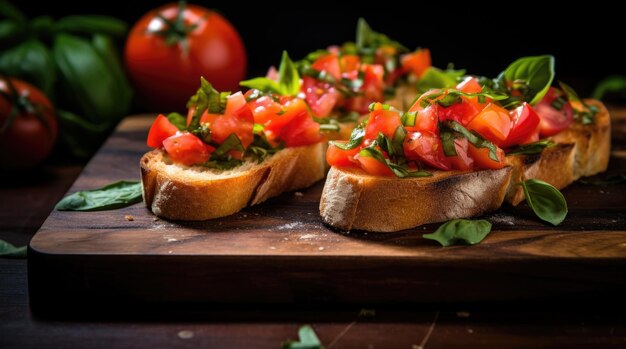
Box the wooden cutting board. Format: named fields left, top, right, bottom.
left=28, top=115, right=626, bottom=310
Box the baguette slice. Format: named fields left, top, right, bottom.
left=320, top=100, right=610, bottom=232
left=141, top=142, right=325, bottom=220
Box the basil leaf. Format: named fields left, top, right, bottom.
left=91, top=34, right=133, bottom=111
left=359, top=147, right=431, bottom=178
left=401, top=111, right=416, bottom=127
left=187, top=78, right=228, bottom=130
left=253, top=123, right=265, bottom=133
left=440, top=130, right=457, bottom=157
left=0, top=39, right=56, bottom=96
left=56, top=109, right=111, bottom=158
left=440, top=120, right=499, bottom=161
left=520, top=179, right=568, bottom=226
left=53, top=15, right=128, bottom=37
left=0, top=1, right=26, bottom=22
left=241, top=51, right=300, bottom=96
left=0, top=239, right=26, bottom=259
left=55, top=180, right=142, bottom=211
left=423, top=219, right=492, bottom=247
left=355, top=18, right=407, bottom=53
left=418, top=89, right=507, bottom=108
left=415, top=67, right=466, bottom=92
left=592, top=75, right=626, bottom=100
left=282, top=325, right=324, bottom=349
left=167, top=112, right=186, bottom=131
left=500, top=55, right=555, bottom=105
left=245, top=132, right=283, bottom=163
left=506, top=139, right=554, bottom=155
left=212, top=133, right=244, bottom=158
left=329, top=122, right=365, bottom=150
left=579, top=173, right=626, bottom=185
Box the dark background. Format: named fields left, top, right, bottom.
left=14, top=1, right=624, bottom=97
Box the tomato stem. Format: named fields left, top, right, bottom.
left=151, top=0, right=205, bottom=56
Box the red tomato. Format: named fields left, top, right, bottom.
left=361, top=64, right=384, bottom=101
left=456, top=76, right=482, bottom=93
left=468, top=144, right=506, bottom=170
left=125, top=3, right=246, bottom=111
left=404, top=131, right=450, bottom=171
left=365, top=108, right=402, bottom=140
left=264, top=97, right=307, bottom=136
left=312, top=54, right=342, bottom=80
left=466, top=103, right=511, bottom=145
left=447, top=138, right=474, bottom=171
left=302, top=76, right=339, bottom=117
left=438, top=98, right=483, bottom=125
left=408, top=89, right=443, bottom=112
left=534, top=87, right=574, bottom=137
left=247, top=94, right=283, bottom=125
left=212, top=92, right=254, bottom=148
left=162, top=132, right=214, bottom=166
left=401, top=48, right=431, bottom=78
left=500, top=103, right=541, bottom=148
left=356, top=152, right=394, bottom=176
left=278, top=113, right=321, bottom=147
left=340, top=54, right=360, bottom=74
left=0, top=78, right=57, bottom=170
left=326, top=142, right=360, bottom=168
left=147, top=114, right=179, bottom=148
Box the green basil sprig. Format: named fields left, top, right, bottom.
left=282, top=325, right=324, bottom=349
left=559, top=81, right=598, bottom=125
left=55, top=180, right=142, bottom=211
left=592, top=75, right=626, bottom=100
left=415, top=66, right=466, bottom=92
left=520, top=179, right=568, bottom=226
left=329, top=122, right=366, bottom=150
left=423, top=219, right=492, bottom=247
left=417, top=89, right=508, bottom=108
left=240, top=51, right=301, bottom=96
left=0, top=239, right=26, bottom=259
left=498, top=55, right=555, bottom=106
left=506, top=139, right=555, bottom=155
left=439, top=120, right=499, bottom=161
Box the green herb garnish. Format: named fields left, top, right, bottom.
left=520, top=179, right=568, bottom=226
left=423, top=219, right=492, bottom=247
left=55, top=180, right=142, bottom=211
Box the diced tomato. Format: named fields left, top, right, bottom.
left=500, top=102, right=541, bottom=148
left=406, top=104, right=438, bottom=133
left=519, top=129, right=540, bottom=145
left=340, top=54, right=360, bottom=74
left=534, top=87, right=574, bottom=137
left=247, top=95, right=283, bottom=125
left=265, top=66, right=279, bottom=80
left=468, top=144, right=506, bottom=170
left=365, top=108, right=402, bottom=140
left=403, top=131, right=450, bottom=171
left=361, top=64, right=384, bottom=101
left=456, top=76, right=482, bottom=93
left=147, top=114, right=179, bottom=148
left=326, top=142, right=360, bottom=168
left=212, top=92, right=255, bottom=148
left=408, top=89, right=443, bottom=112
left=438, top=98, right=483, bottom=125
left=312, top=54, right=342, bottom=80
left=466, top=103, right=511, bottom=145
left=447, top=138, right=474, bottom=171
left=302, top=76, right=340, bottom=117
left=401, top=48, right=431, bottom=78
left=278, top=112, right=321, bottom=147
left=162, top=133, right=214, bottom=166
left=186, top=107, right=219, bottom=127
left=356, top=152, right=394, bottom=176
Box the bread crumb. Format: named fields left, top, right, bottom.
left=467, top=328, right=474, bottom=334
left=457, top=311, right=470, bottom=318
left=294, top=192, right=304, bottom=197
left=153, top=217, right=159, bottom=221
left=177, top=330, right=194, bottom=339
left=318, top=247, right=325, bottom=251
left=125, top=215, right=134, bottom=221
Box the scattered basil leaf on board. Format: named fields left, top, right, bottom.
left=55, top=181, right=142, bottom=211
left=506, top=139, right=555, bottom=155
left=520, top=179, right=568, bottom=226
left=579, top=173, right=626, bottom=185
left=0, top=239, right=27, bottom=259
left=592, top=75, right=626, bottom=100
left=423, top=219, right=492, bottom=247
left=282, top=325, right=324, bottom=349
left=500, top=55, right=555, bottom=105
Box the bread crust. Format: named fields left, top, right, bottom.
left=141, top=143, right=325, bottom=220
left=320, top=100, right=611, bottom=232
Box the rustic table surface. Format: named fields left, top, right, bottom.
left=2, top=107, right=626, bottom=349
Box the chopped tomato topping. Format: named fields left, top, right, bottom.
left=500, top=102, right=540, bottom=148
left=162, top=133, right=214, bottom=166
left=147, top=114, right=179, bottom=148
left=534, top=87, right=574, bottom=137
left=466, top=103, right=511, bottom=145
left=326, top=142, right=360, bottom=168
left=401, top=48, right=431, bottom=78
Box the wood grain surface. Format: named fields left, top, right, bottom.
left=28, top=114, right=626, bottom=309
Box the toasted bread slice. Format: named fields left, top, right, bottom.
left=320, top=100, right=610, bottom=232
left=141, top=143, right=325, bottom=220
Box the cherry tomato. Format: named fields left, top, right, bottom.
left=365, top=108, right=402, bottom=140
left=404, top=131, right=450, bottom=171
left=162, top=132, right=214, bottom=166
left=125, top=3, right=246, bottom=111
left=147, top=114, right=179, bottom=148
left=356, top=151, right=394, bottom=176
left=326, top=142, right=360, bottom=168
left=401, top=48, right=431, bottom=78
left=468, top=144, right=506, bottom=170
left=500, top=102, right=540, bottom=148
left=534, top=87, right=574, bottom=137
left=0, top=78, right=57, bottom=170
left=466, top=103, right=511, bottom=145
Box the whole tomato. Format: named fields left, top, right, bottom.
left=124, top=2, right=247, bottom=111
left=0, top=78, right=58, bottom=170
